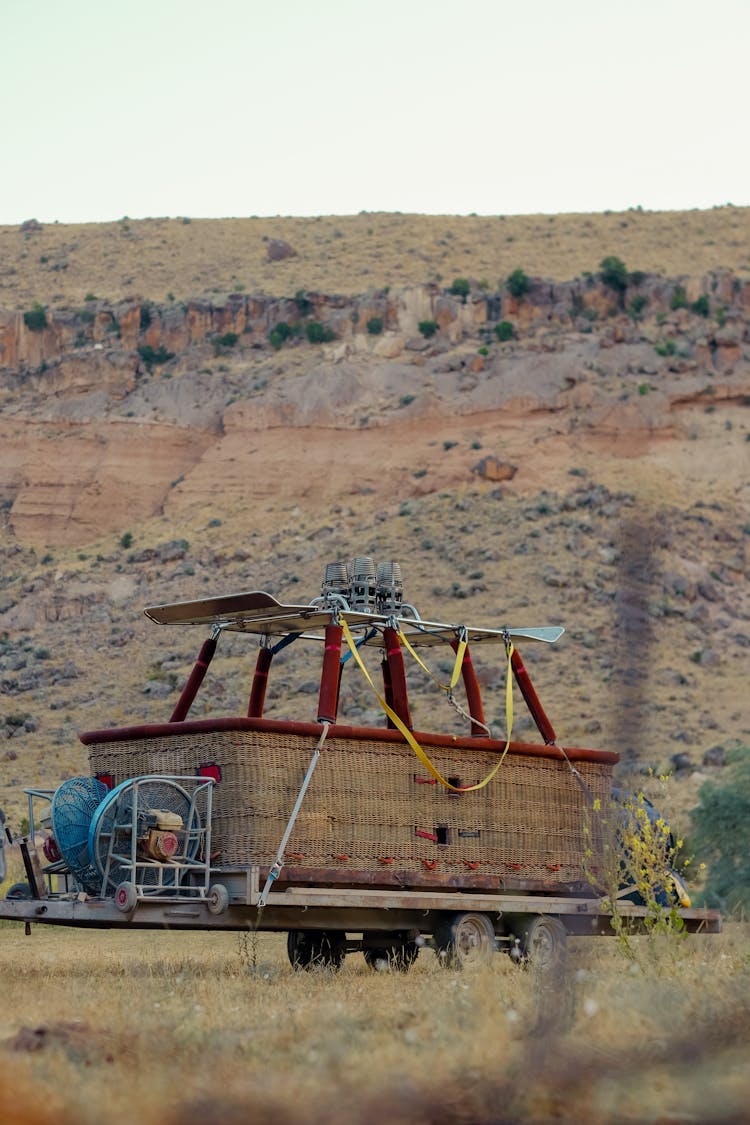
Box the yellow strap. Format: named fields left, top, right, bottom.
left=397, top=627, right=466, bottom=693
left=341, top=619, right=514, bottom=793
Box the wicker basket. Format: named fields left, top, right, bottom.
left=84, top=719, right=613, bottom=891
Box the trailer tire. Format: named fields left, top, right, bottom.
left=287, top=929, right=346, bottom=971
left=206, top=883, right=230, bottom=915
left=114, top=881, right=138, bottom=913
left=364, top=938, right=419, bottom=973
left=517, top=915, right=567, bottom=971
left=434, top=912, right=496, bottom=969
left=5, top=882, right=32, bottom=900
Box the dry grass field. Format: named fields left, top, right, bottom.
left=2, top=206, right=750, bottom=309
left=0, top=902, right=748, bottom=1125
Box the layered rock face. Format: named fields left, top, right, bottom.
left=1, top=273, right=749, bottom=547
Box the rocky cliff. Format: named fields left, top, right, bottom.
left=1, top=271, right=749, bottom=547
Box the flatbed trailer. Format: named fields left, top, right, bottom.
left=0, top=559, right=722, bottom=969
left=0, top=850, right=721, bottom=970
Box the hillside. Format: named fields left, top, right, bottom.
left=0, top=209, right=748, bottom=832
left=2, top=207, right=750, bottom=308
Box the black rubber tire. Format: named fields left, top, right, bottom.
left=363, top=939, right=419, bottom=972
left=286, top=929, right=346, bottom=971
left=5, top=882, right=33, bottom=900
left=434, top=912, right=496, bottom=969
left=518, top=915, right=568, bottom=971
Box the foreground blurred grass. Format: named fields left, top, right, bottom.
left=0, top=921, right=747, bottom=1124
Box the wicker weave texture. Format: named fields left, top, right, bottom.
left=87, top=728, right=611, bottom=883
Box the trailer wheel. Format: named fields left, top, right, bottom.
left=364, top=939, right=419, bottom=973
left=286, top=929, right=346, bottom=971
left=206, top=883, right=230, bottom=915
left=5, top=882, right=32, bottom=900
left=434, top=912, right=496, bottom=969
left=517, top=915, right=567, bottom=970
left=114, top=881, right=138, bottom=912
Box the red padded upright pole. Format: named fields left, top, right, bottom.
left=384, top=626, right=412, bottom=730
left=170, top=635, right=217, bottom=723
left=511, top=647, right=557, bottom=745
left=248, top=646, right=274, bottom=718
left=451, top=639, right=488, bottom=737
left=317, top=623, right=343, bottom=723
left=381, top=655, right=395, bottom=728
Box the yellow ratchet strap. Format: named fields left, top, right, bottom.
left=397, top=627, right=466, bottom=693
left=341, top=619, right=514, bottom=793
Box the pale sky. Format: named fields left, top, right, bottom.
left=2, top=0, right=748, bottom=225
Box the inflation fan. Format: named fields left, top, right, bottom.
left=50, top=776, right=110, bottom=894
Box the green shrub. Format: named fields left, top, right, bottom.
left=305, top=321, right=336, bottom=344
left=269, top=321, right=299, bottom=349
left=628, top=295, right=648, bottom=320
left=139, top=303, right=153, bottom=331
left=366, top=316, right=383, bottom=335
left=137, top=345, right=174, bottom=368
left=215, top=332, right=239, bottom=349
left=418, top=320, right=439, bottom=338
left=449, top=277, right=471, bottom=302
left=495, top=320, right=514, bottom=342
left=690, top=748, right=750, bottom=912
left=478, top=346, right=488, bottom=356
left=23, top=302, right=47, bottom=332
left=120, top=531, right=133, bottom=549
left=294, top=290, right=312, bottom=316
left=691, top=295, right=710, bottom=317
left=599, top=255, right=628, bottom=295
left=670, top=285, right=688, bottom=310
left=654, top=339, right=676, bottom=357
left=506, top=268, right=530, bottom=298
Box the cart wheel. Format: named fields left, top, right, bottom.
left=114, top=881, right=138, bottom=913
left=206, top=883, right=230, bottom=915
left=364, top=939, right=419, bottom=973
left=518, top=915, right=567, bottom=971
left=287, top=929, right=346, bottom=971
left=434, top=912, right=496, bottom=969
left=5, top=882, right=32, bottom=900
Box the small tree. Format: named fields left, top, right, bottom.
left=366, top=316, right=384, bottom=335
left=495, top=320, right=514, bottom=342
left=306, top=321, right=336, bottom=344
left=599, top=256, right=628, bottom=297
left=418, top=320, right=438, bottom=339
left=23, top=303, right=48, bottom=332
left=449, top=277, right=471, bottom=303
left=506, top=269, right=530, bottom=298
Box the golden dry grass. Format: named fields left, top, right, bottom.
left=2, top=207, right=750, bottom=310
left=0, top=919, right=747, bottom=1124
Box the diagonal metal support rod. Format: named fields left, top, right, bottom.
left=258, top=722, right=331, bottom=908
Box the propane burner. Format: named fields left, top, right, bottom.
left=319, top=557, right=409, bottom=616
left=376, top=561, right=403, bottom=614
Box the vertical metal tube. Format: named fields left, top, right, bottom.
left=451, top=639, right=488, bottom=737
left=317, top=623, right=343, bottom=724
left=248, top=646, right=274, bottom=717
left=169, top=636, right=217, bottom=723
left=384, top=626, right=412, bottom=730
left=511, top=648, right=557, bottom=745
